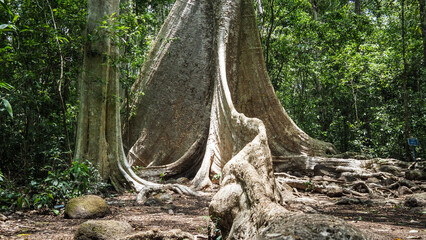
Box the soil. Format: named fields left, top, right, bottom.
left=0, top=186, right=424, bottom=240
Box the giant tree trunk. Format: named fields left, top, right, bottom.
left=122, top=0, right=336, bottom=189
left=121, top=0, right=369, bottom=238
left=75, top=0, right=125, bottom=189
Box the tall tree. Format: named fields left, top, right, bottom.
left=123, top=0, right=335, bottom=191
left=401, top=0, right=410, bottom=159
left=355, top=0, right=361, bottom=15
left=75, top=0, right=124, bottom=188
left=420, top=0, right=426, bottom=66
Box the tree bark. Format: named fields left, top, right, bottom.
left=75, top=0, right=125, bottom=188
left=402, top=0, right=411, bottom=160
left=207, top=3, right=367, bottom=238
left=420, top=0, right=426, bottom=67
left=355, top=0, right=361, bottom=15
left=122, top=0, right=336, bottom=190
left=311, top=0, right=319, bottom=20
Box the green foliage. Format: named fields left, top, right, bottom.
left=0, top=0, right=169, bottom=188
left=0, top=0, right=168, bottom=210
left=0, top=82, right=13, bottom=118
left=159, top=172, right=165, bottom=183
left=0, top=160, right=106, bottom=211
left=257, top=0, right=425, bottom=160
left=1, top=0, right=424, bottom=209
left=31, top=160, right=105, bottom=209
left=1, top=98, right=12, bottom=118
left=0, top=0, right=87, bottom=182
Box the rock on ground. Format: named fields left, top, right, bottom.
left=65, top=195, right=111, bottom=219
left=74, top=220, right=133, bottom=240
left=124, top=229, right=193, bottom=240
left=257, top=213, right=372, bottom=240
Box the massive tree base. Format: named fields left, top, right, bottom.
left=117, top=0, right=386, bottom=239
left=122, top=0, right=336, bottom=191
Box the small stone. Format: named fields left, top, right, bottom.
left=157, top=192, right=173, bottom=204
left=398, top=186, right=413, bottom=196
left=176, top=177, right=190, bottom=184
left=144, top=197, right=163, bottom=206
left=161, top=204, right=177, bottom=210
left=168, top=209, right=174, bottom=215
left=0, top=214, right=7, bottom=221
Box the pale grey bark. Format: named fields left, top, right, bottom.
left=75, top=0, right=124, bottom=188
left=122, top=0, right=336, bottom=190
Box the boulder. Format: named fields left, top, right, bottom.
left=124, top=229, right=193, bottom=240
left=74, top=220, right=133, bottom=240
left=65, top=195, right=111, bottom=219
left=143, top=192, right=174, bottom=206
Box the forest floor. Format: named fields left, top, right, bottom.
left=0, top=186, right=425, bottom=240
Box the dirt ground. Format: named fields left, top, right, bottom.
left=0, top=187, right=424, bottom=240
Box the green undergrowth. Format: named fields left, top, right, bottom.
left=0, top=160, right=111, bottom=213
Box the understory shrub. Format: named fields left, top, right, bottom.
left=0, top=160, right=110, bottom=212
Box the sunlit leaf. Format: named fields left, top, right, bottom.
left=0, top=0, right=13, bottom=16
left=0, top=82, right=13, bottom=90
left=2, top=99, right=13, bottom=118
left=12, top=14, right=19, bottom=23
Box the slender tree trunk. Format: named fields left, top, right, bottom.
left=311, top=0, right=319, bottom=20
left=264, top=0, right=274, bottom=68
left=75, top=0, right=125, bottom=188
left=355, top=0, right=361, bottom=15
left=401, top=0, right=410, bottom=160
left=420, top=0, right=426, bottom=67
left=46, top=0, right=73, bottom=164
